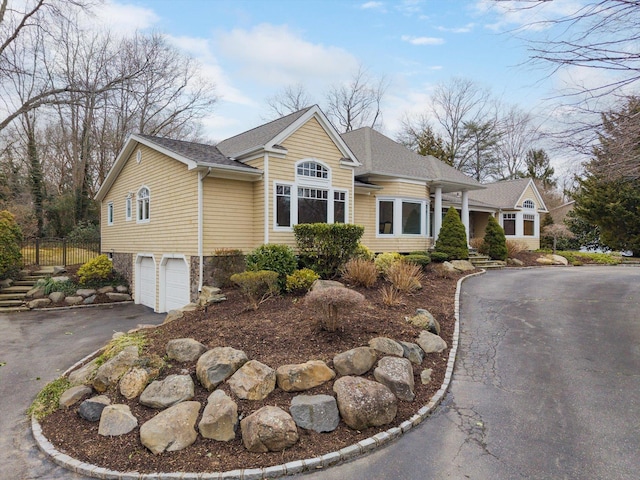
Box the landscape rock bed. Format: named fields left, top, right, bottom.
left=40, top=269, right=463, bottom=474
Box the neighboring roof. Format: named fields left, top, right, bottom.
left=549, top=200, right=575, bottom=224
left=341, top=127, right=483, bottom=192
left=467, top=178, right=548, bottom=211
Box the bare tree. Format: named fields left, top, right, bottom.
left=495, top=105, right=540, bottom=179
left=265, top=83, right=313, bottom=118
left=325, top=65, right=387, bottom=132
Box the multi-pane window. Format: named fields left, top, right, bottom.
left=137, top=187, right=150, bottom=222
left=298, top=187, right=328, bottom=224
left=276, top=185, right=291, bottom=227
left=523, top=214, right=535, bottom=236
left=125, top=195, right=132, bottom=221
left=107, top=202, right=114, bottom=225
left=523, top=199, right=535, bottom=209
left=503, top=213, right=516, bottom=235
left=402, top=202, right=422, bottom=234
left=378, top=199, right=425, bottom=236
left=297, top=161, right=328, bottom=179
left=379, top=201, right=394, bottom=234
left=334, top=191, right=346, bottom=223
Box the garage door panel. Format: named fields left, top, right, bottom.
left=138, top=257, right=156, bottom=309
left=164, top=258, right=190, bottom=312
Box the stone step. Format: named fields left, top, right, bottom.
left=0, top=299, right=25, bottom=307
left=13, top=280, right=37, bottom=286
left=22, top=275, right=45, bottom=281
left=0, top=293, right=26, bottom=300
left=0, top=306, right=29, bottom=312
left=32, top=268, right=55, bottom=275
left=1, top=286, right=32, bottom=293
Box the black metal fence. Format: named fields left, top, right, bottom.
left=21, top=237, right=101, bottom=267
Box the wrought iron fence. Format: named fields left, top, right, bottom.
left=21, top=237, right=101, bottom=267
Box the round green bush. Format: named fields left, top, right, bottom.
left=286, top=268, right=320, bottom=293
left=246, top=244, right=297, bottom=290
left=77, top=254, right=113, bottom=285
left=482, top=215, right=507, bottom=261
left=403, top=254, right=431, bottom=267
left=429, top=251, right=449, bottom=263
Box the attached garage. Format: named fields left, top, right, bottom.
left=161, top=256, right=190, bottom=313
left=136, top=255, right=156, bottom=310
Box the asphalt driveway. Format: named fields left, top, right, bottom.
left=2, top=267, right=639, bottom=479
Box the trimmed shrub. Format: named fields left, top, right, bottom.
left=0, top=210, right=23, bottom=279
left=230, top=270, right=280, bottom=310
left=374, top=252, right=402, bottom=274
left=434, top=207, right=469, bottom=260
left=340, top=258, right=378, bottom=288
left=305, top=286, right=365, bottom=332
left=429, top=251, right=449, bottom=263
left=403, top=254, right=431, bottom=267
left=246, top=244, right=297, bottom=291
left=482, top=215, right=507, bottom=261
left=210, top=248, right=246, bottom=288
left=385, top=261, right=423, bottom=293
left=77, top=254, right=113, bottom=285
left=353, top=243, right=375, bottom=261
left=294, top=223, right=364, bottom=278
left=286, top=268, right=320, bottom=294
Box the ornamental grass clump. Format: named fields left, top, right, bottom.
left=230, top=270, right=280, bottom=310
left=385, top=261, right=423, bottom=293
left=305, top=286, right=365, bottom=332
left=379, top=284, right=403, bottom=306
left=340, top=258, right=378, bottom=288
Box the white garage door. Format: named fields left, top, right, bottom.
left=138, top=257, right=156, bottom=309
left=164, top=258, right=190, bottom=312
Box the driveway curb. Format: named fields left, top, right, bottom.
left=32, top=270, right=485, bottom=479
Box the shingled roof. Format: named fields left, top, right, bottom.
left=468, top=178, right=542, bottom=209
left=341, top=127, right=483, bottom=192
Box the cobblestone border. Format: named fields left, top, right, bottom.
left=32, top=270, right=486, bottom=480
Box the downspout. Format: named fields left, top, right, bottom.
left=264, top=153, right=269, bottom=244
left=198, top=167, right=212, bottom=293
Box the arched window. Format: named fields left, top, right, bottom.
left=137, top=187, right=150, bottom=222
left=523, top=199, right=535, bottom=209
left=297, top=161, right=328, bottom=180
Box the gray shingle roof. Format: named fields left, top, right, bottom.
left=136, top=134, right=259, bottom=171
left=216, top=106, right=314, bottom=158
left=341, top=127, right=483, bottom=191
left=467, top=178, right=533, bottom=208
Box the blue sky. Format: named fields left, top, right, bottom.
left=95, top=0, right=594, bottom=146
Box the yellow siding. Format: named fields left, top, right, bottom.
left=518, top=237, right=540, bottom=250
left=518, top=183, right=539, bottom=209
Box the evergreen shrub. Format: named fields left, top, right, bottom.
left=434, top=207, right=469, bottom=260
left=285, top=268, right=320, bottom=293
left=246, top=244, right=297, bottom=291
left=210, top=248, right=246, bottom=288
left=78, top=254, right=113, bottom=285
left=429, top=251, right=449, bottom=263
left=403, top=254, right=431, bottom=267
left=374, top=252, right=402, bottom=274
left=0, top=210, right=23, bottom=279
left=482, top=215, right=508, bottom=261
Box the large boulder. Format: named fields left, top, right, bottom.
left=227, top=360, right=276, bottom=401
left=240, top=406, right=299, bottom=453
left=290, top=394, right=340, bottom=433
left=450, top=259, right=475, bottom=272
left=106, top=292, right=132, bottom=302
left=26, top=286, right=45, bottom=299
left=333, top=347, right=377, bottom=376
left=398, top=341, right=424, bottom=365
left=48, top=291, right=66, bottom=303
left=98, top=404, right=138, bottom=436
left=166, top=338, right=207, bottom=363
left=119, top=367, right=149, bottom=400
left=196, top=347, right=248, bottom=391
left=92, top=346, right=139, bottom=393
left=373, top=356, right=415, bottom=401
left=68, top=358, right=100, bottom=385
left=276, top=360, right=335, bottom=392
left=163, top=310, right=184, bottom=325
left=78, top=395, right=111, bottom=422
left=333, top=376, right=397, bottom=430
left=368, top=337, right=404, bottom=357
left=139, top=374, right=194, bottom=409
left=64, top=296, right=84, bottom=306
left=59, top=385, right=92, bottom=408
left=408, top=308, right=441, bottom=335
left=416, top=331, right=447, bottom=354
left=311, top=279, right=344, bottom=291
left=140, top=401, right=201, bottom=454
left=198, top=390, right=238, bottom=441
left=28, top=298, right=51, bottom=309
left=76, top=288, right=96, bottom=298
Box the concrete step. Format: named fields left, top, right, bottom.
left=21, top=275, right=45, bottom=281
left=13, top=280, right=37, bottom=286
left=0, top=293, right=27, bottom=300
left=0, top=299, right=25, bottom=307
left=32, top=268, right=55, bottom=275
left=0, top=306, right=29, bottom=312
left=1, top=286, right=32, bottom=294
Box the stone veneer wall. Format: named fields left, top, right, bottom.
left=190, top=256, right=216, bottom=303
left=111, top=253, right=133, bottom=288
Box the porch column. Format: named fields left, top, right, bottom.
left=461, top=189, right=469, bottom=244
left=434, top=185, right=443, bottom=242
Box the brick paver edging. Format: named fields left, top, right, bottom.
left=32, top=270, right=486, bottom=480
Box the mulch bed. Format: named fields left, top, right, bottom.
left=40, top=266, right=468, bottom=474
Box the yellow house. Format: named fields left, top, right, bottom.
left=96, top=105, right=545, bottom=312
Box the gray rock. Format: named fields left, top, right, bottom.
left=0, top=278, right=13, bottom=288
left=59, top=385, right=92, bottom=408
left=410, top=308, right=441, bottom=335
left=311, top=279, right=344, bottom=291
left=450, top=259, right=475, bottom=272
left=28, top=298, right=51, bottom=309
left=421, top=368, right=433, bottom=384
left=76, top=288, right=96, bottom=298
left=290, top=394, right=340, bottom=433
left=399, top=341, right=425, bottom=365
left=198, top=390, right=238, bottom=442
left=68, top=358, right=100, bottom=385
left=78, top=395, right=111, bottom=422
left=227, top=360, right=276, bottom=401
left=373, top=356, right=415, bottom=401
left=196, top=347, right=248, bottom=391
left=92, top=346, right=139, bottom=393
left=119, top=367, right=149, bottom=400
left=333, top=376, right=397, bottom=430
left=98, top=404, right=138, bottom=436
left=440, top=261, right=458, bottom=273
left=64, top=296, right=83, bottom=306
left=240, top=406, right=299, bottom=453
left=26, top=286, right=45, bottom=299
left=276, top=360, right=335, bottom=392
left=163, top=310, right=184, bottom=324
left=83, top=295, right=96, bottom=305
left=116, top=285, right=129, bottom=293
left=333, top=347, right=377, bottom=376
left=97, top=286, right=114, bottom=294
left=48, top=291, right=66, bottom=303
left=139, top=374, right=194, bottom=409
left=507, top=258, right=524, bottom=266
left=50, top=276, right=69, bottom=283
left=106, top=292, right=132, bottom=301
left=166, top=338, right=207, bottom=363
left=369, top=337, right=404, bottom=357
left=416, top=330, right=447, bottom=354
left=53, top=266, right=67, bottom=275
left=140, top=401, right=201, bottom=454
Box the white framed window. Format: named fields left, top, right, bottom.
left=297, top=160, right=328, bottom=180
left=503, top=213, right=516, bottom=235
left=125, top=195, right=132, bottom=221
left=298, top=187, right=328, bottom=224
left=276, top=184, right=291, bottom=227
left=334, top=190, right=346, bottom=223
left=377, top=198, right=427, bottom=237
left=523, top=213, right=535, bottom=236
left=107, top=202, right=114, bottom=226
left=523, top=199, right=535, bottom=209
left=137, top=187, right=150, bottom=223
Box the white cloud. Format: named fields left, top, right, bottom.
left=436, top=23, right=475, bottom=34
left=361, top=1, right=385, bottom=10
left=91, top=1, right=160, bottom=34
left=474, top=0, right=585, bottom=32
left=401, top=35, right=444, bottom=46
left=215, top=24, right=359, bottom=86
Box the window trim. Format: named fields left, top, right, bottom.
left=137, top=186, right=150, bottom=223
left=107, top=202, right=114, bottom=226
left=522, top=199, right=535, bottom=209
left=125, top=195, right=132, bottom=221
left=376, top=197, right=428, bottom=238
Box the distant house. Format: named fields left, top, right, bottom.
left=549, top=200, right=575, bottom=225
left=96, top=105, right=547, bottom=312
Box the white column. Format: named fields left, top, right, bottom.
left=434, top=185, right=442, bottom=242
left=461, top=190, right=469, bottom=244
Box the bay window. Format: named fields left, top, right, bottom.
left=378, top=198, right=427, bottom=236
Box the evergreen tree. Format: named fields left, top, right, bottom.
left=482, top=215, right=507, bottom=260
left=434, top=207, right=469, bottom=259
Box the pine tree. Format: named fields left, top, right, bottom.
left=482, top=215, right=507, bottom=261
left=434, top=207, right=469, bottom=259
